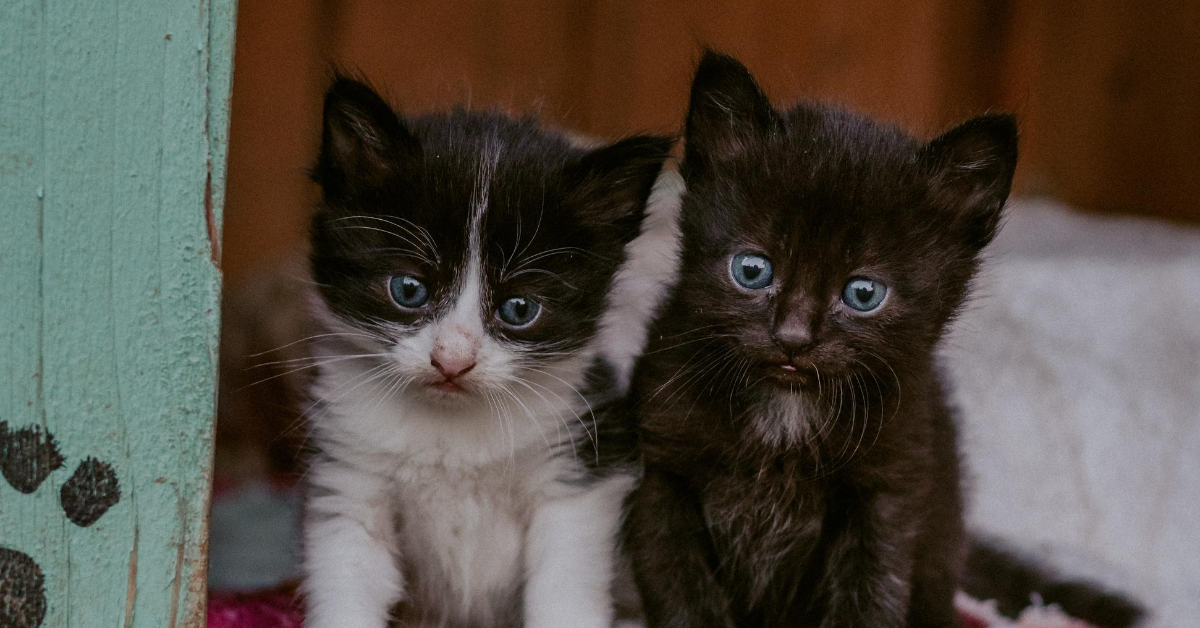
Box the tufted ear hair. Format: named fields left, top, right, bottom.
left=567, top=134, right=674, bottom=246
left=921, top=113, right=1019, bottom=251
left=684, top=50, right=779, bottom=171
left=312, top=75, right=418, bottom=200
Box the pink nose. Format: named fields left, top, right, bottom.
left=431, top=354, right=476, bottom=380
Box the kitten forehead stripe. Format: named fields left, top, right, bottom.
left=469, top=140, right=503, bottom=265
left=456, top=140, right=503, bottom=313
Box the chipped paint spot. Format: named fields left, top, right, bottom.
left=0, top=422, right=65, bottom=494
left=0, top=547, right=47, bottom=628
left=204, top=172, right=222, bottom=271
left=124, top=526, right=139, bottom=628
left=60, top=457, right=121, bottom=527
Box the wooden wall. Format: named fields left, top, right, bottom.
left=0, top=1, right=235, bottom=626
left=223, top=0, right=1200, bottom=286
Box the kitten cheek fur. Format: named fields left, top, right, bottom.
left=626, top=51, right=1019, bottom=628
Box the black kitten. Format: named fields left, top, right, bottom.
left=625, top=52, right=1017, bottom=628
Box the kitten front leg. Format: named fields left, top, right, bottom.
left=523, top=474, right=635, bottom=628
left=625, top=470, right=736, bottom=628
left=817, top=491, right=917, bottom=628
left=302, top=458, right=403, bottom=628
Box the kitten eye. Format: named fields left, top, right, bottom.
left=497, top=296, right=541, bottom=328
left=730, top=253, right=773, bottom=290
left=841, top=278, right=887, bottom=312
left=389, top=276, right=430, bottom=309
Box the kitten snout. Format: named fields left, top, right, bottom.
left=429, top=325, right=480, bottom=388
left=772, top=308, right=818, bottom=359
left=772, top=322, right=815, bottom=358
left=430, top=353, right=476, bottom=380
left=765, top=312, right=824, bottom=386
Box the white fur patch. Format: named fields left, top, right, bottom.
left=302, top=337, right=633, bottom=627
left=747, top=390, right=817, bottom=448
left=597, top=168, right=684, bottom=390
left=524, top=474, right=637, bottom=628
left=947, top=199, right=1200, bottom=627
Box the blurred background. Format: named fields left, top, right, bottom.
left=211, top=2, right=1200, bottom=625
left=222, top=0, right=1200, bottom=286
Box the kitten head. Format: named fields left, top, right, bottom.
left=676, top=51, right=1017, bottom=397
left=309, top=76, right=670, bottom=406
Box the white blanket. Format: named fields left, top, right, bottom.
left=947, top=198, right=1200, bottom=627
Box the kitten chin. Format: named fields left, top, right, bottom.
left=745, top=389, right=819, bottom=449
left=300, top=74, right=670, bottom=628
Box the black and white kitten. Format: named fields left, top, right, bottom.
left=301, top=77, right=670, bottom=628
left=625, top=52, right=1018, bottom=628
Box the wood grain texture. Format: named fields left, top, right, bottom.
left=1004, top=0, right=1200, bottom=220
left=0, top=0, right=236, bottom=626
left=221, top=0, right=980, bottom=284
left=219, top=1, right=1200, bottom=287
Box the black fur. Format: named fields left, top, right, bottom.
left=962, top=539, right=1144, bottom=628
left=574, top=359, right=641, bottom=481
left=625, top=52, right=1018, bottom=628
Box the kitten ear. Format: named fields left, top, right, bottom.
left=569, top=135, right=674, bottom=244
left=313, top=75, right=417, bottom=199
left=684, top=51, right=777, bottom=168
left=922, top=113, right=1019, bottom=250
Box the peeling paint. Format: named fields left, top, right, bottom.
left=123, top=526, right=138, bottom=628
left=182, top=533, right=210, bottom=628
left=0, top=0, right=237, bottom=626
left=204, top=171, right=222, bottom=271
left=166, top=538, right=185, bottom=628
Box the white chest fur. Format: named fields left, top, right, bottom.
left=302, top=353, right=625, bottom=628
left=392, top=457, right=540, bottom=626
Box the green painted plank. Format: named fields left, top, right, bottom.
left=0, top=1, right=236, bottom=627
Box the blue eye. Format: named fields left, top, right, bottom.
left=841, top=278, right=887, bottom=312
left=389, top=276, right=429, bottom=308
left=497, top=296, right=541, bottom=328
left=731, top=253, right=773, bottom=290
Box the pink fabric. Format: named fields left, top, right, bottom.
left=1017, top=619, right=1096, bottom=628
left=961, top=614, right=993, bottom=628
left=204, top=589, right=1089, bottom=628
left=207, top=589, right=303, bottom=628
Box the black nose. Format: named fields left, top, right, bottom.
left=772, top=318, right=815, bottom=355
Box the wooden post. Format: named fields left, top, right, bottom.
left=0, top=1, right=236, bottom=626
